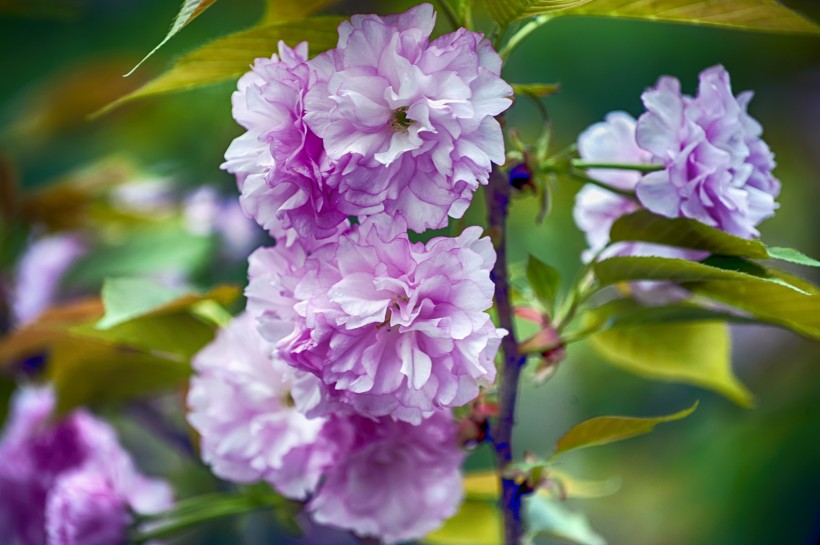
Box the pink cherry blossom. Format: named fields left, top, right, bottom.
left=187, top=313, right=334, bottom=499
left=304, top=3, right=512, bottom=232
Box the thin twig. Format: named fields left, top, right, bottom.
left=571, top=160, right=664, bottom=173
left=487, top=167, right=526, bottom=545
left=499, top=15, right=552, bottom=60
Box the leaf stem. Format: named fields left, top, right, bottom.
left=499, top=15, right=552, bottom=60
left=565, top=170, right=638, bottom=199
left=487, top=166, right=527, bottom=545
left=571, top=160, right=664, bottom=173
left=130, top=493, right=281, bottom=544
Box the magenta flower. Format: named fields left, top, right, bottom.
left=249, top=216, right=504, bottom=424
left=635, top=65, right=780, bottom=238
left=187, top=313, right=334, bottom=500
left=44, top=471, right=130, bottom=545
left=0, top=387, right=172, bottom=545
left=309, top=412, right=464, bottom=544
left=304, top=3, right=512, bottom=232
left=223, top=41, right=347, bottom=244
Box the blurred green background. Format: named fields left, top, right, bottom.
left=1, top=1, right=818, bottom=544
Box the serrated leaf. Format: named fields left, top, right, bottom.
left=126, top=0, right=219, bottom=77
left=98, top=16, right=344, bottom=115
left=511, top=83, right=561, bottom=98
left=593, top=256, right=820, bottom=338
left=489, top=0, right=820, bottom=34
left=609, top=210, right=769, bottom=258
left=767, top=246, right=820, bottom=267
left=553, top=401, right=699, bottom=457
left=523, top=494, right=607, bottom=545
left=527, top=255, right=561, bottom=311
left=424, top=499, right=501, bottom=545
left=590, top=322, right=753, bottom=407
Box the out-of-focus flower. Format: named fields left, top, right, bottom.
left=635, top=65, right=780, bottom=238
left=182, top=186, right=262, bottom=260
left=223, top=42, right=347, bottom=244
left=187, top=313, right=333, bottom=500
left=11, top=234, right=86, bottom=326
left=304, top=3, right=512, bottom=232
left=309, top=411, right=464, bottom=545
left=0, top=387, right=172, bottom=545
left=250, top=216, right=504, bottom=424
left=44, top=471, right=130, bottom=545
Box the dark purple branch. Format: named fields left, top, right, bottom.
left=486, top=167, right=526, bottom=545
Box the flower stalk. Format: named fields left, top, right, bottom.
left=487, top=166, right=527, bottom=545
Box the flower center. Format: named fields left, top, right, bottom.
left=390, top=106, right=414, bottom=133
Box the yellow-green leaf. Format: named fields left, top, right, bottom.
left=609, top=210, right=769, bottom=258
left=553, top=401, right=699, bottom=457
left=424, top=500, right=501, bottom=545
left=49, top=337, right=193, bottom=416
left=590, top=322, right=753, bottom=407
left=511, top=83, right=561, bottom=98
left=490, top=0, right=820, bottom=34
left=96, top=277, right=239, bottom=329
left=262, top=0, right=339, bottom=24
left=593, top=256, right=820, bottom=339
left=98, top=16, right=344, bottom=115
left=126, top=0, right=220, bottom=77
left=488, top=0, right=588, bottom=27
left=523, top=494, right=607, bottom=545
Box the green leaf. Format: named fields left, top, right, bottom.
left=523, top=494, right=607, bottom=545
left=511, top=83, right=561, bottom=98
left=61, top=227, right=214, bottom=291
left=96, top=277, right=239, bottom=329
left=97, top=277, right=188, bottom=329
left=609, top=210, right=769, bottom=258
left=767, top=246, right=820, bottom=267
left=487, top=0, right=588, bottom=27
left=98, top=16, right=344, bottom=115
left=424, top=500, right=501, bottom=545
left=49, top=336, right=194, bottom=416
left=489, top=0, right=820, bottom=34
left=587, top=298, right=760, bottom=330
left=589, top=322, right=754, bottom=407
left=527, top=255, right=562, bottom=312
left=593, top=256, right=820, bottom=338
left=262, top=0, right=338, bottom=24
left=553, top=401, right=699, bottom=457
left=126, top=0, right=220, bottom=77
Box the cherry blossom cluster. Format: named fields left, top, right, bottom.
left=574, top=65, right=780, bottom=261
left=0, top=387, right=173, bottom=545
left=192, top=3, right=511, bottom=543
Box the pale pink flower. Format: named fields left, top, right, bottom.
left=309, top=412, right=465, bottom=544
left=304, top=4, right=512, bottom=232
left=187, top=313, right=333, bottom=499
left=223, top=42, right=347, bottom=244
left=250, top=216, right=504, bottom=424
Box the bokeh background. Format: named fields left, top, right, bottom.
left=1, top=1, right=818, bottom=544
